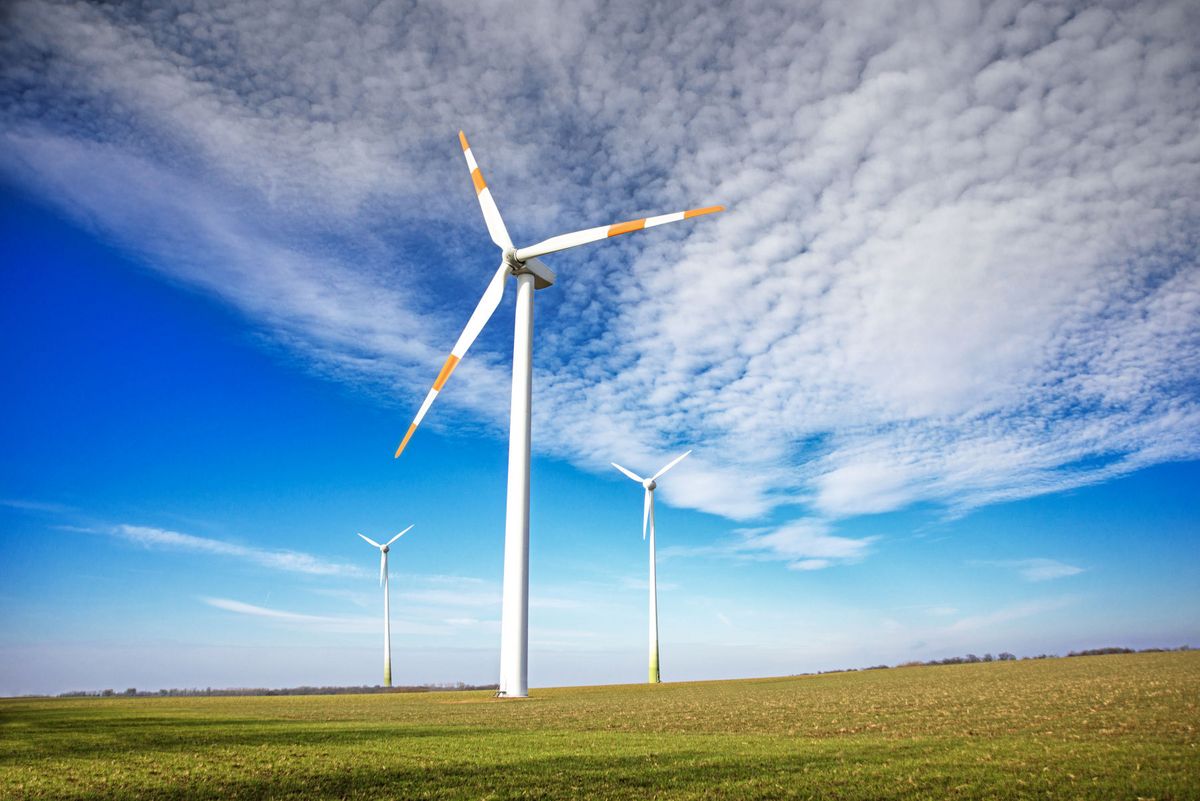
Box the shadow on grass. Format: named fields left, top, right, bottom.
left=20, top=744, right=1195, bottom=801
left=1, top=711, right=475, bottom=763
left=17, top=746, right=959, bottom=801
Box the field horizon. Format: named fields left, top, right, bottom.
left=3, top=650, right=1197, bottom=799
left=20, top=645, right=1191, bottom=701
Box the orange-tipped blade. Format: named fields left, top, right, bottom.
left=393, top=262, right=509, bottom=458
left=514, top=204, right=725, bottom=262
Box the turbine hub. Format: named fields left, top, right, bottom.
left=381, top=545, right=389, bottom=553
left=643, top=479, right=657, bottom=491
left=502, top=247, right=522, bottom=270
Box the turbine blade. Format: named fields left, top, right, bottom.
left=386, top=524, right=414, bottom=547
left=514, top=205, right=724, bottom=262
left=379, top=551, right=387, bottom=586
left=394, top=262, right=509, bottom=458
left=649, top=490, right=656, bottom=542
left=357, top=532, right=382, bottom=548
left=651, top=450, right=692, bottom=481
left=611, top=462, right=644, bottom=483
left=460, top=131, right=512, bottom=249
left=642, top=488, right=651, bottom=541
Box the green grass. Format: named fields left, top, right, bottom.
left=2, top=651, right=1197, bottom=799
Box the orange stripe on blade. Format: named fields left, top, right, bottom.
left=432, top=354, right=460, bottom=391
left=471, top=168, right=486, bottom=194
left=459, top=131, right=470, bottom=151
left=607, top=218, right=646, bottom=237
left=394, top=423, right=418, bottom=458
left=684, top=205, right=725, bottom=219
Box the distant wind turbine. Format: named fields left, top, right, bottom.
left=612, top=450, right=691, bottom=683
left=393, top=131, right=723, bottom=697
left=357, top=525, right=413, bottom=687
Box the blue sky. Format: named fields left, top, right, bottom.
left=1, top=0, right=1198, bottom=695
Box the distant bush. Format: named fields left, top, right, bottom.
left=1067, top=647, right=1134, bottom=657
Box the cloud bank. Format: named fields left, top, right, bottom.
left=2, top=0, right=1197, bottom=539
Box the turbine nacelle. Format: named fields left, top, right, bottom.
left=511, top=255, right=556, bottom=289
left=643, top=479, right=657, bottom=491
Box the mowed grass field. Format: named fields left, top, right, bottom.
left=2, top=652, right=1197, bottom=800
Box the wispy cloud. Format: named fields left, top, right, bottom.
left=2, top=0, right=1197, bottom=546
left=0, top=498, right=76, bottom=515
left=736, top=522, right=877, bottom=569
left=201, top=597, right=444, bottom=635
left=107, top=524, right=364, bottom=578
left=203, top=597, right=343, bottom=624
left=979, top=558, right=1087, bottom=582
left=662, top=520, right=876, bottom=570
left=946, top=597, right=1078, bottom=632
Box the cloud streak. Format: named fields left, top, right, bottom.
left=662, top=520, right=876, bottom=570
left=201, top=597, right=446, bottom=635
left=109, top=524, right=364, bottom=578
left=2, top=0, right=1197, bottom=543
left=981, top=558, right=1087, bottom=582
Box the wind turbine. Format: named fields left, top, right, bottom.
left=612, top=450, right=691, bottom=684
left=357, top=525, right=413, bottom=687
left=393, top=131, right=723, bottom=697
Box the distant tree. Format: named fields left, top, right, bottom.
left=998, top=652, right=1016, bottom=661
left=983, top=653, right=994, bottom=662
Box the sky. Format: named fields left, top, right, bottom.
left=1, top=0, right=1198, bottom=695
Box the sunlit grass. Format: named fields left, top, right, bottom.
left=2, top=651, right=1197, bottom=799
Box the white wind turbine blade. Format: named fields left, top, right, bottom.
left=459, top=131, right=512, bottom=249
left=652, top=450, right=692, bottom=481
left=611, top=462, right=644, bottom=483
left=379, top=550, right=387, bottom=586
left=514, top=205, right=724, bottom=262
left=642, top=487, right=652, bottom=540
left=394, top=261, right=509, bottom=458
left=649, top=488, right=656, bottom=542
left=357, top=532, right=382, bottom=548
left=386, top=524, right=414, bottom=547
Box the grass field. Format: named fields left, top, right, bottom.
left=2, top=651, right=1197, bottom=799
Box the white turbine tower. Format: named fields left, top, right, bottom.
left=357, top=525, right=413, bottom=687
left=394, top=131, right=723, bottom=697
left=612, top=450, right=691, bottom=684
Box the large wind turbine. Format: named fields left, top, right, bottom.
left=393, top=131, right=723, bottom=697
left=357, top=525, right=413, bottom=687
left=612, top=450, right=691, bottom=684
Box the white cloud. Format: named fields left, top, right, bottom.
left=947, top=597, right=1077, bottom=632
left=109, top=524, right=363, bottom=578
left=200, top=597, right=444, bottom=635
left=662, top=519, right=875, bottom=570
left=788, top=559, right=833, bottom=571
left=2, top=0, right=1197, bottom=547
left=203, top=597, right=341, bottom=624
left=0, top=498, right=75, bottom=515
left=982, top=558, right=1087, bottom=582
left=736, top=521, right=876, bottom=569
